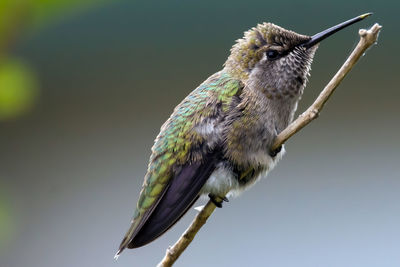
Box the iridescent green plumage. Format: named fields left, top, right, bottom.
left=141, top=72, right=243, bottom=208
left=117, top=71, right=244, bottom=251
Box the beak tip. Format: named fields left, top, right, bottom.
left=301, top=12, right=374, bottom=49
left=360, top=12, right=373, bottom=19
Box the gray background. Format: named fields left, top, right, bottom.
left=1, top=0, right=399, bottom=266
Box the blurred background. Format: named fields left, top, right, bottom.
left=0, top=0, right=399, bottom=266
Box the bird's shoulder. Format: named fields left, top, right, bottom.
left=133, top=71, right=244, bottom=214
left=152, top=71, right=244, bottom=164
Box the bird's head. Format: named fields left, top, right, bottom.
left=224, top=14, right=371, bottom=99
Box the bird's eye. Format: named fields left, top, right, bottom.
left=266, top=50, right=279, bottom=60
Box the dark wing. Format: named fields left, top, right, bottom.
left=116, top=72, right=243, bottom=256
left=128, top=149, right=221, bottom=248
left=115, top=149, right=221, bottom=255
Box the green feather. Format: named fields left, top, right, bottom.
left=130, top=71, right=243, bottom=225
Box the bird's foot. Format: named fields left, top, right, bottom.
left=269, top=145, right=282, bottom=157
left=208, top=193, right=229, bottom=208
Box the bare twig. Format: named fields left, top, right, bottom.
left=156, top=201, right=218, bottom=267
left=158, top=23, right=382, bottom=267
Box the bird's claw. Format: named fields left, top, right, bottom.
left=269, top=145, right=282, bottom=157
left=208, top=193, right=229, bottom=208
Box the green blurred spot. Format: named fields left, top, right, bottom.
left=31, top=0, right=108, bottom=28
left=0, top=60, right=38, bottom=121
left=0, top=0, right=108, bottom=29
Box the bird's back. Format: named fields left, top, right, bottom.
left=116, top=71, right=244, bottom=254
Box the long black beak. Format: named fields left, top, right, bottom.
left=301, top=13, right=372, bottom=49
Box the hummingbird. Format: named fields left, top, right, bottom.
left=116, top=13, right=371, bottom=256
